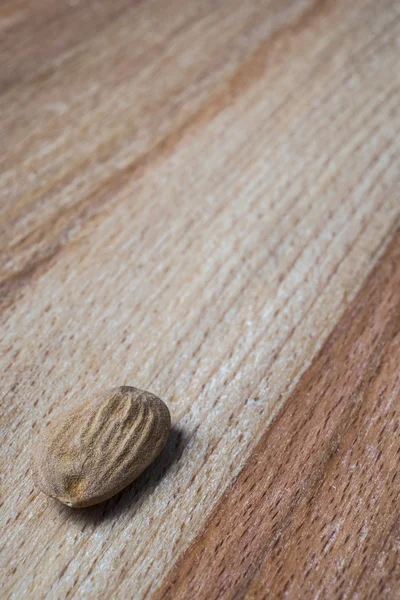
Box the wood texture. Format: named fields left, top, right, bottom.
left=1, top=0, right=400, bottom=598
left=156, top=230, right=400, bottom=600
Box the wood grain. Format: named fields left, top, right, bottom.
left=156, top=229, right=400, bottom=600
left=1, top=0, right=400, bottom=597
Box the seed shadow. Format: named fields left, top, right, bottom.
left=55, top=424, right=188, bottom=524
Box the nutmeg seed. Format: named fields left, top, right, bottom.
left=31, top=386, right=171, bottom=507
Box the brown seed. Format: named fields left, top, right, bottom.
left=31, top=386, right=171, bottom=507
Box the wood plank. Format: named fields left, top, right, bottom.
left=155, top=231, right=400, bottom=600
left=1, top=0, right=400, bottom=597
left=0, top=0, right=135, bottom=91
left=0, top=0, right=322, bottom=309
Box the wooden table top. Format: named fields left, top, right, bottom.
left=1, top=0, right=399, bottom=598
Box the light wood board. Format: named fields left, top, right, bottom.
left=1, top=0, right=399, bottom=598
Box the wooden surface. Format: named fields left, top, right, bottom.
left=157, top=234, right=400, bottom=600
left=0, top=0, right=399, bottom=598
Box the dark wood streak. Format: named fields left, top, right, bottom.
left=155, top=231, right=400, bottom=600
